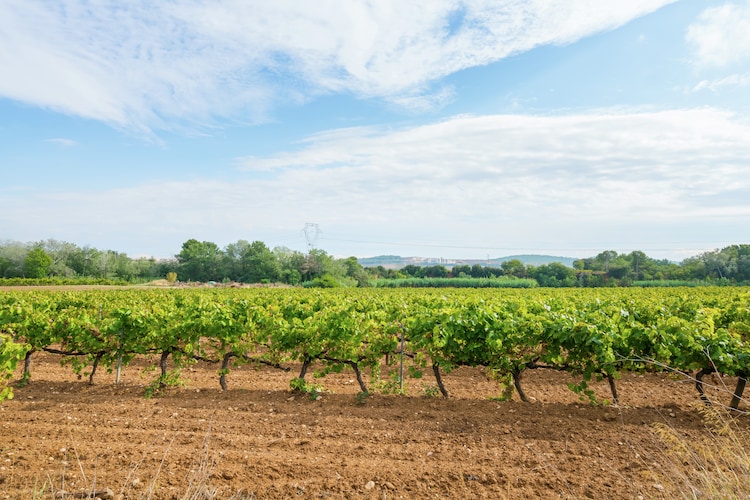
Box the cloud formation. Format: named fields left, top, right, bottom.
left=0, top=0, right=674, bottom=133
left=693, top=73, right=750, bottom=92
left=686, top=1, right=750, bottom=68
left=3, top=108, right=748, bottom=259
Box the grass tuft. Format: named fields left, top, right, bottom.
left=649, top=404, right=750, bottom=498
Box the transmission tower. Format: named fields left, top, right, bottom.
left=303, top=223, right=321, bottom=251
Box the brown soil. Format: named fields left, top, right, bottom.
left=1, top=353, right=746, bottom=499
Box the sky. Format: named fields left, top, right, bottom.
left=1, top=1, right=750, bottom=262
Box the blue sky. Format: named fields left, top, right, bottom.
left=2, top=1, right=749, bottom=261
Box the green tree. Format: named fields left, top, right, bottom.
left=401, top=264, right=424, bottom=278
left=0, top=241, right=28, bottom=277
left=451, top=265, right=471, bottom=278
left=342, top=256, right=370, bottom=287
left=423, top=265, right=448, bottom=278
left=501, top=259, right=526, bottom=278
left=24, top=247, right=53, bottom=278
left=470, top=264, right=488, bottom=278
left=300, top=249, right=332, bottom=282
left=177, top=239, right=223, bottom=282
left=273, top=246, right=305, bottom=285
left=223, top=240, right=251, bottom=281
left=528, top=262, right=576, bottom=287
left=39, top=239, right=78, bottom=277
left=734, top=245, right=750, bottom=281
left=241, top=241, right=281, bottom=283
left=65, top=245, right=98, bottom=277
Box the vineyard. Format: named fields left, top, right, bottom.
left=2, top=287, right=750, bottom=406
left=1, top=287, right=750, bottom=498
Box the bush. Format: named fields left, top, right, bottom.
left=302, top=274, right=341, bottom=288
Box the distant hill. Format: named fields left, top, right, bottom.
left=358, top=254, right=578, bottom=269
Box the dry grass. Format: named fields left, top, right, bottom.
left=26, top=426, right=257, bottom=500
left=644, top=404, right=750, bottom=499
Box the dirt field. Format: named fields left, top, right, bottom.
left=1, top=352, right=747, bottom=499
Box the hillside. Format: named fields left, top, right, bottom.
left=358, top=254, right=578, bottom=269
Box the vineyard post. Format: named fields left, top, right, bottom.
left=399, top=325, right=405, bottom=391
left=116, top=327, right=123, bottom=384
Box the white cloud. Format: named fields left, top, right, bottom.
left=693, top=72, right=750, bottom=92
left=45, top=138, right=77, bottom=147
left=686, top=1, right=750, bottom=68
left=3, top=107, right=749, bottom=260
left=0, top=0, right=675, bottom=133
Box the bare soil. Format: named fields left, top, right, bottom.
left=1, top=352, right=746, bottom=499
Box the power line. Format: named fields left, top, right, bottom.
left=303, top=223, right=321, bottom=251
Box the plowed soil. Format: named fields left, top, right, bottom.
left=1, top=352, right=747, bottom=499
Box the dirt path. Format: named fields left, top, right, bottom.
left=1, top=353, right=745, bottom=499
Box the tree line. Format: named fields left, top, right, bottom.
left=0, top=239, right=369, bottom=287
left=1, top=239, right=748, bottom=287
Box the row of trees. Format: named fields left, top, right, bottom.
left=573, top=246, right=750, bottom=285
left=0, top=239, right=369, bottom=287
left=175, top=239, right=369, bottom=286
left=2, top=239, right=748, bottom=287
left=0, top=240, right=163, bottom=281
left=359, top=246, right=750, bottom=286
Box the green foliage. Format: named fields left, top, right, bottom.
left=289, top=377, right=323, bottom=399
left=372, top=277, right=537, bottom=288
left=2, top=286, right=750, bottom=407
left=302, top=274, right=342, bottom=288
left=527, top=262, right=577, bottom=287
left=144, top=369, right=184, bottom=398
left=177, top=239, right=224, bottom=282
left=0, top=334, right=29, bottom=401
left=486, top=370, right=516, bottom=401
left=501, top=259, right=526, bottom=278
left=241, top=241, right=281, bottom=283
left=355, top=391, right=369, bottom=404
left=23, top=247, right=53, bottom=278
left=0, top=276, right=128, bottom=286
left=372, top=375, right=407, bottom=395
left=3, top=239, right=750, bottom=287
left=422, top=384, right=441, bottom=398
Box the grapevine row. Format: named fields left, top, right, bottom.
left=1, top=287, right=749, bottom=407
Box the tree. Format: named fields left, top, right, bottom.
left=65, top=245, right=97, bottom=277
left=24, top=247, right=53, bottom=278
left=675, top=256, right=707, bottom=281
left=701, top=251, right=734, bottom=280
left=342, top=256, right=370, bottom=287
left=528, top=262, right=576, bottom=287
left=298, top=249, right=336, bottom=282
left=273, top=246, right=305, bottom=285
left=627, top=251, right=646, bottom=279
left=595, top=251, right=619, bottom=272
left=0, top=241, right=28, bottom=278
left=39, top=239, right=78, bottom=277
left=451, top=265, right=471, bottom=278
left=470, top=264, right=488, bottom=278
left=223, top=240, right=251, bottom=281
left=241, top=241, right=280, bottom=283
left=735, top=245, right=750, bottom=281
left=423, top=265, right=448, bottom=278
left=501, top=259, right=526, bottom=278
left=177, top=239, right=223, bottom=282
left=92, top=250, right=117, bottom=279
left=401, top=265, right=423, bottom=278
